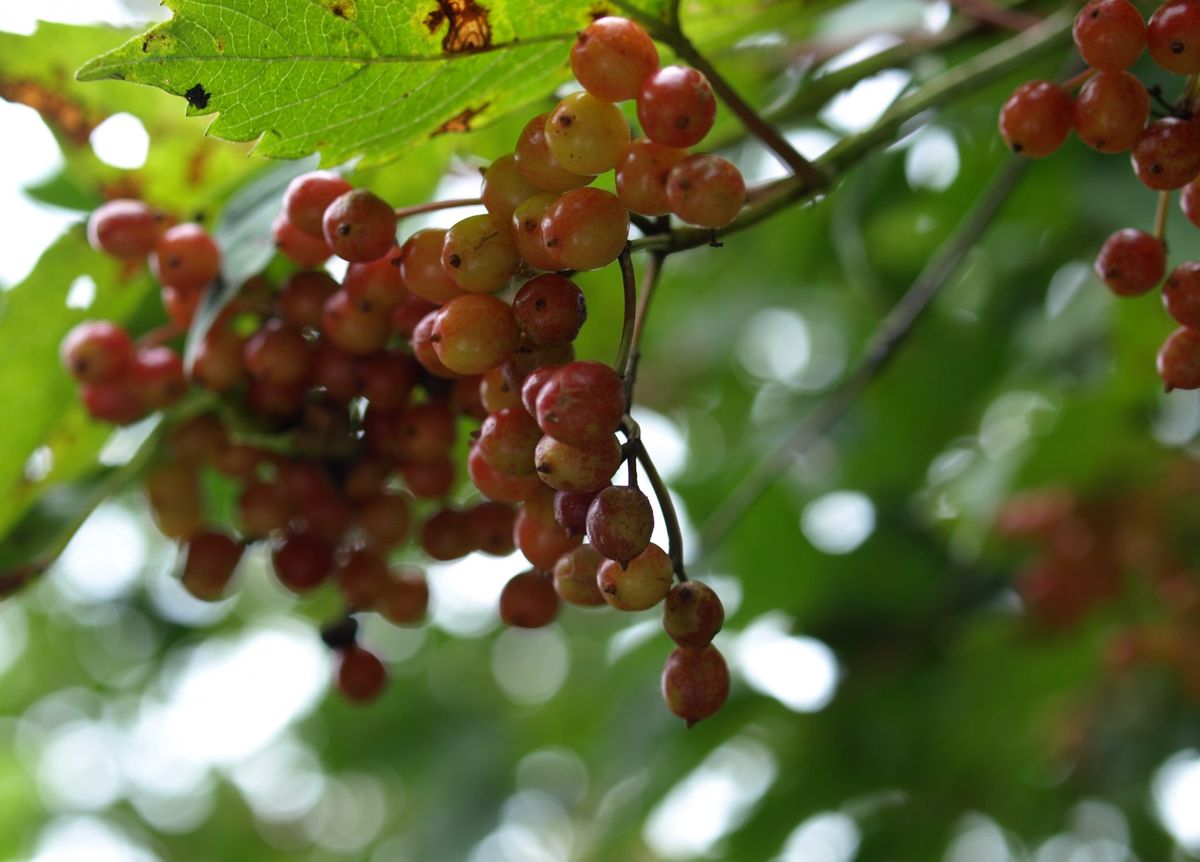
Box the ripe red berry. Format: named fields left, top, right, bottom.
left=467, top=501, right=518, bottom=556
left=535, top=361, right=626, bottom=447
left=638, top=65, right=717, bottom=148
left=1164, top=262, right=1200, bottom=327
left=237, top=481, right=290, bottom=538
left=343, top=247, right=406, bottom=312
left=514, top=113, right=594, bottom=192
left=1148, top=0, right=1200, bottom=74
left=87, top=199, right=166, bottom=258
left=272, top=532, right=334, bottom=593
left=1074, top=0, right=1147, bottom=71
left=661, top=644, right=730, bottom=726
left=662, top=581, right=725, bottom=649
left=586, top=484, right=654, bottom=566
left=151, top=223, right=221, bottom=290
left=499, top=570, right=560, bottom=628
left=82, top=379, right=144, bottom=425
left=441, top=214, right=520, bottom=294
left=181, top=531, right=244, bottom=601
left=272, top=212, right=332, bottom=267
left=552, top=545, right=607, bottom=606
left=1094, top=228, right=1166, bottom=296
left=477, top=407, right=542, bottom=476
left=398, top=228, right=466, bottom=305
left=243, top=320, right=312, bottom=386
left=534, top=433, right=623, bottom=493
left=322, top=290, right=391, bottom=355
left=481, top=154, right=540, bottom=222
left=666, top=154, right=746, bottom=228
left=284, top=171, right=353, bottom=237
left=356, top=492, right=412, bottom=549
left=511, top=191, right=564, bottom=272
left=512, top=274, right=587, bottom=346
left=544, top=91, right=630, bottom=176
left=998, top=81, right=1074, bottom=158
left=411, top=310, right=459, bottom=379
left=1159, top=326, right=1200, bottom=391
left=378, top=567, right=430, bottom=625
left=467, top=447, right=543, bottom=503
left=1131, top=117, right=1200, bottom=190
left=570, top=16, right=660, bottom=103
left=336, top=645, right=387, bottom=704
left=60, top=320, right=135, bottom=384
left=616, top=139, right=688, bottom=216
left=322, top=189, right=397, bottom=262
left=597, top=542, right=673, bottom=611
left=132, top=346, right=186, bottom=410
left=1073, top=71, right=1149, bottom=153
left=421, top=508, right=475, bottom=561
left=432, top=294, right=521, bottom=375
left=279, top=270, right=338, bottom=328
left=515, top=486, right=582, bottom=569
left=542, top=187, right=630, bottom=271
left=554, top=488, right=603, bottom=536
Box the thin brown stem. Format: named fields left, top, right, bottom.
left=1155, top=191, right=1171, bottom=242
left=622, top=424, right=687, bottom=582
left=137, top=322, right=184, bottom=348
left=950, top=0, right=1041, bottom=31
left=614, top=246, right=637, bottom=377
left=624, top=248, right=667, bottom=402
left=393, top=198, right=481, bottom=219
left=699, top=157, right=1027, bottom=556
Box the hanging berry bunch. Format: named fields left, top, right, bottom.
left=998, top=0, right=1200, bottom=390
left=61, top=15, right=742, bottom=725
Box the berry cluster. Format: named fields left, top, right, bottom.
left=61, top=16, right=738, bottom=724
left=998, top=0, right=1200, bottom=390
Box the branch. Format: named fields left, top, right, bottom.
left=950, top=0, right=1041, bottom=31
left=623, top=422, right=688, bottom=582
left=393, top=198, right=481, bottom=219
left=614, top=246, right=637, bottom=378
left=624, top=247, right=667, bottom=401
left=698, top=156, right=1027, bottom=556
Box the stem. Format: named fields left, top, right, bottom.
left=137, top=322, right=184, bottom=348
left=1155, top=191, right=1171, bottom=242
left=699, top=157, right=1027, bottom=556
left=614, top=246, right=637, bottom=378
left=623, top=427, right=687, bottom=582
left=950, top=0, right=1041, bottom=31
left=1062, top=67, right=1096, bottom=91
left=663, top=29, right=830, bottom=189
left=624, top=249, right=667, bottom=401
left=393, top=198, right=481, bottom=219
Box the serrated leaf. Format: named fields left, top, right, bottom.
left=76, top=0, right=667, bottom=168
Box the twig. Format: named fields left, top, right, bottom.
left=699, top=157, right=1027, bottom=556
left=950, top=0, right=1041, bottom=31
left=622, top=423, right=688, bottom=582
left=614, top=246, right=637, bottom=377
left=624, top=248, right=667, bottom=401
left=393, top=198, right=481, bottom=219
left=1155, top=191, right=1171, bottom=242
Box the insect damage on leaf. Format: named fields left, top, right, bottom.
left=319, top=0, right=357, bottom=19
left=185, top=83, right=211, bottom=110
left=0, top=78, right=97, bottom=145
left=424, top=0, right=492, bottom=54
left=432, top=103, right=490, bottom=136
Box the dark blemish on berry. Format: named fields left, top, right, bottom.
left=675, top=116, right=690, bottom=130
left=338, top=223, right=352, bottom=236
left=184, top=83, right=211, bottom=109
left=448, top=254, right=462, bottom=268
left=425, top=0, right=492, bottom=54
left=1173, top=41, right=1185, bottom=54
left=534, top=298, right=547, bottom=310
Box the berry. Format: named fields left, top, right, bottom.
left=1158, top=327, right=1200, bottom=391
left=336, top=549, right=390, bottom=609
left=132, top=346, right=186, bottom=410
left=60, top=321, right=134, bottom=384
left=535, top=361, right=626, bottom=446
left=151, top=223, right=220, bottom=290
left=998, top=81, right=1074, bottom=158
left=87, top=199, right=165, bottom=258
left=1164, top=262, right=1200, bottom=327
left=272, top=532, right=335, bottom=593
left=511, top=191, right=564, bottom=271
left=1074, top=0, right=1146, bottom=71
left=169, top=413, right=228, bottom=464
left=480, top=365, right=523, bottom=413
left=1073, top=71, right=1149, bottom=153
left=467, top=501, right=518, bottom=556
left=400, top=456, right=455, bottom=499
left=544, top=91, right=630, bottom=176
left=554, top=488, right=603, bottom=536
left=432, top=294, right=521, bottom=375
left=661, top=644, right=730, bottom=726
left=82, top=379, right=143, bottom=425
left=421, top=508, right=475, bottom=561
left=1148, top=0, right=1200, bottom=74
left=181, top=531, right=243, bottom=601
left=356, top=492, right=412, bottom=549
left=1182, top=177, right=1200, bottom=227
left=343, top=248, right=406, bottom=312
left=514, top=113, right=594, bottom=192
left=411, top=310, right=460, bottom=379
left=357, top=349, right=419, bottom=410
left=499, top=571, right=560, bottom=628
left=279, top=270, right=338, bottom=328
left=477, top=407, right=542, bottom=475
left=468, top=447, right=543, bottom=503
left=399, top=228, right=466, bottom=304
left=322, top=189, right=397, bottom=262
left=662, top=581, right=724, bottom=648
left=272, top=212, right=332, bottom=267
left=515, top=486, right=582, bottom=569
left=512, top=274, right=587, bottom=346
left=570, top=16, right=660, bottom=103
left=597, top=542, right=673, bottom=611
left=616, top=140, right=688, bottom=216
left=322, top=290, right=391, bottom=355
left=586, top=484, right=654, bottom=565
left=542, top=187, right=630, bottom=271
left=243, top=320, right=312, bottom=386
left=192, top=324, right=246, bottom=392
left=284, top=171, right=353, bottom=237
left=441, top=214, right=520, bottom=294
left=311, top=340, right=360, bottom=402
left=552, top=545, right=607, bottom=606
left=1094, top=228, right=1165, bottom=296
left=637, top=66, right=717, bottom=148
left=1131, top=118, right=1200, bottom=190
left=534, top=434, right=623, bottom=493
left=378, top=567, right=430, bottom=625
left=481, top=154, right=540, bottom=221
left=666, top=154, right=746, bottom=228
left=238, top=481, right=290, bottom=537
left=162, top=285, right=202, bottom=330
left=336, top=645, right=387, bottom=704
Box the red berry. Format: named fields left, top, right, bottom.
left=181, top=531, right=243, bottom=601
left=60, top=320, right=134, bottom=384
left=514, top=113, right=594, bottom=192
left=541, top=187, right=629, bottom=271
left=1073, top=71, right=1149, bottom=153
left=1164, top=262, right=1200, bottom=327
left=1074, top=0, right=1147, bottom=71
left=132, top=346, right=186, bottom=410
left=512, top=274, right=587, bottom=346
left=1148, top=0, right=1200, bottom=74
left=87, top=199, right=166, bottom=258
left=398, top=228, right=465, bottom=305
left=534, top=434, right=623, bottom=493
left=586, top=484, right=654, bottom=566
left=343, top=247, right=406, bottom=312
left=151, top=223, right=220, bottom=291
left=279, top=270, right=338, bottom=328
left=243, top=320, right=312, bottom=386
left=597, top=542, right=673, bottom=611
left=616, top=140, right=688, bottom=216
left=570, top=16, right=659, bottom=103
left=272, top=212, right=332, bottom=267
left=499, top=570, right=560, bottom=628
left=322, top=189, right=397, bottom=262
left=1159, top=326, right=1200, bottom=390
left=535, top=361, right=626, bottom=447
left=1131, top=117, right=1200, bottom=190
left=638, top=65, right=717, bottom=148
left=1094, top=228, right=1165, bottom=296
left=662, top=581, right=725, bottom=649
left=515, top=486, right=582, bottom=569
left=336, top=645, right=387, bottom=704
left=666, top=154, right=746, bottom=228
left=432, top=294, right=521, bottom=375
left=661, top=644, right=730, bottom=726
left=82, top=379, right=144, bottom=425
left=552, top=545, right=606, bottom=606
left=284, top=171, right=352, bottom=237
left=999, top=81, right=1074, bottom=158
left=272, top=532, right=334, bottom=593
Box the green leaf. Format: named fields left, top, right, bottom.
left=75, top=0, right=667, bottom=168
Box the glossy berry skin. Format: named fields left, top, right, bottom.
left=638, top=66, right=717, bottom=148
left=272, top=212, right=332, bottom=267
left=570, top=16, right=660, bottom=102
left=586, top=485, right=653, bottom=565
left=468, top=447, right=543, bottom=503
left=151, top=223, right=221, bottom=291
left=552, top=545, right=606, bottom=606
left=535, top=434, right=622, bottom=493
left=1131, top=118, right=1200, bottom=190
left=477, top=407, right=542, bottom=476
left=661, top=644, right=730, bottom=726
left=1182, top=178, right=1200, bottom=227
left=616, top=140, right=688, bottom=216
left=500, top=570, right=560, bottom=628
left=480, top=366, right=523, bottom=413
left=597, top=542, right=673, bottom=611
left=1164, top=262, right=1200, bottom=327
left=998, top=81, right=1073, bottom=158
left=545, top=91, right=631, bottom=176
left=336, top=646, right=387, bottom=704
left=284, top=171, right=353, bottom=237
left=1148, top=0, right=1200, bottom=74
left=1158, top=327, right=1200, bottom=391
left=411, top=310, right=459, bottom=379
left=322, top=189, right=397, bottom=262
left=432, top=293, right=521, bottom=375
left=666, top=154, right=746, bottom=228
left=87, top=199, right=165, bottom=258
left=82, top=379, right=144, bottom=425
left=1074, top=0, right=1146, bottom=71
left=60, top=321, right=134, bottom=384
left=441, top=214, right=520, bottom=294
left=511, top=192, right=564, bottom=271
left=542, top=188, right=630, bottom=271
left=398, top=228, right=465, bottom=305
left=554, top=488, right=603, bottom=536
left=1094, top=229, right=1165, bottom=297
left=181, top=531, right=243, bottom=601
left=272, top=532, right=334, bottom=593
left=513, top=274, right=587, bottom=346
left=481, top=154, right=540, bottom=221
left=1073, top=71, right=1149, bottom=153
left=515, top=486, right=582, bottom=569
left=663, top=581, right=724, bottom=648
left=514, top=113, right=594, bottom=192
left=535, top=361, right=626, bottom=447
left=343, top=248, right=406, bottom=312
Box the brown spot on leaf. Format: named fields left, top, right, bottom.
left=319, top=0, right=357, bottom=19
left=185, top=83, right=211, bottom=110
left=424, top=0, right=492, bottom=54
left=0, top=78, right=97, bottom=145
left=142, top=30, right=171, bottom=53
left=432, top=103, right=489, bottom=136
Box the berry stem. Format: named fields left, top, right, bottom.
left=1155, top=191, right=1171, bottom=242
left=622, top=421, right=687, bottom=582
left=624, top=247, right=667, bottom=402
left=699, top=156, right=1027, bottom=555
left=614, top=245, right=637, bottom=382
left=136, top=322, right=185, bottom=348
left=392, top=198, right=482, bottom=219
left=1062, top=67, right=1097, bottom=92
left=949, top=0, right=1041, bottom=32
